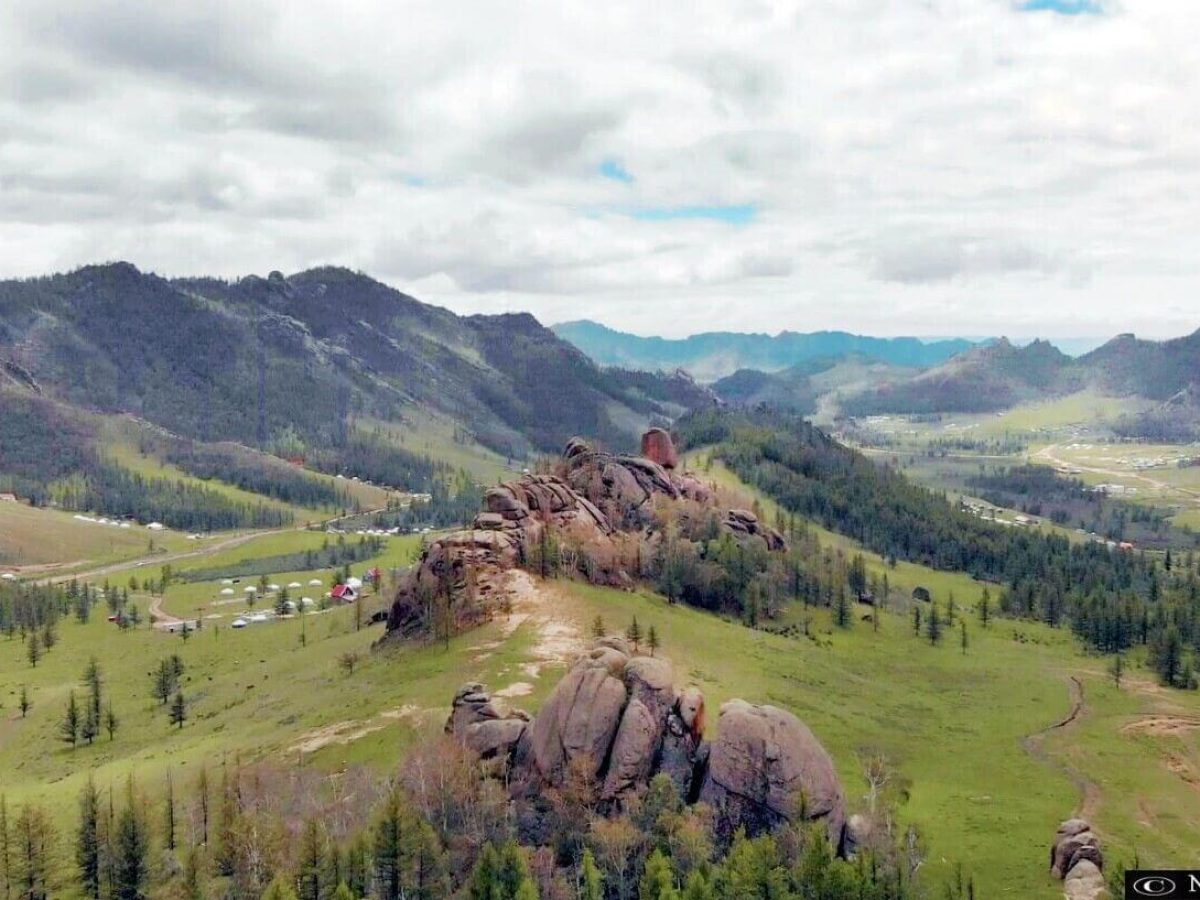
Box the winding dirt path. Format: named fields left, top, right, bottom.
left=1022, top=675, right=1103, bottom=821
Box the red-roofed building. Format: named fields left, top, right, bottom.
left=331, top=583, right=359, bottom=604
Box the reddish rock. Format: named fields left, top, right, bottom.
left=641, top=427, right=679, bottom=470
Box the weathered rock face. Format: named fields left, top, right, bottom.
left=723, top=509, right=788, bottom=552
left=450, top=640, right=845, bottom=854
left=386, top=530, right=520, bottom=636
left=641, top=427, right=679, bottom=470
left=1050, top=819, right=1108, bottom=900
left=699, top=700, right=846, bottom=849
left=446, top=683, right=531, bottom=759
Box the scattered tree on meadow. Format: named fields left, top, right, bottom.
left=61, top=692, right=80, bottom=748
left=169, top=692, right=187, bottom=729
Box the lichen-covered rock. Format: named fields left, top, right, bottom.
left=699, top=700, right=846, bottom=849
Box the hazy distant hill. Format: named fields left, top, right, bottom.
left=838, top=338, right=1079, bottom=416
left=837, top=330, right=1200, bottom=424
left=552, top=319, right=979, bottom=381
left=0, top=264, right=698, bottom=460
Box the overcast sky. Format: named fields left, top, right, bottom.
left=1, top=0, right=1197, bottom=341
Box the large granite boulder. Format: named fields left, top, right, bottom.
left=602, top=656, right=677, bottom=798
left=699, top=700, right=846, bottom=849
left=641, top=427, right=679, bottom=470
left=524, top=644, right=630, bottom=781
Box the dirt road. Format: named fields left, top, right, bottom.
left=1034, top=442, right=1200, bottom=505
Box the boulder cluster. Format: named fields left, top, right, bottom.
left=446, top=638, right=847, bottom=852
left=387, top=429, right=786, bottom=637
left=1050, top=819, right=1108, bottom=900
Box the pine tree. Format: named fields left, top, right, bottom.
left=169, top=692, right=187, bottom=729
left=591, top=615, right=606, bottom=640
left=626, top=617, right=642, bottom=651
left=104, top=704, right=119, bottom=741
left=77, top=779, right=101, bottom=899
left=61, top=692, right=80, bottom=748
left=1109, top=653, right=1124, bottom=689
left=912, top=605, right=922, bottom=637
left=960, top=620, right=968, bottom=655
left=297, top=819, right=325, bottom=900
left=13, top=805, right=53, bottom=900
left=164, top=773, right=176, bottom=852
left=639, top=848, right=679, bottom=900
left=648, top=625, right=660, bottom=656
left=927, top=603, right=943, bottom=646
left=0, top=795, right=10, bottom=900
left=113, top=782, right=148, bottom=900
left=18, top=687, right=29, bottom=719
left=26, top=633, right=40, bottom=669
left=373, top=790, right=406, bottom=900
left=979, top=589, right=991, bottom=628
left=580, top=848, right=604, bottom=900
left=834, top=589, right=851, bottom=629
left=681, top=872, right=715, bottom=900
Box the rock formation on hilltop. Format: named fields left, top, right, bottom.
left=385, top=429, right=785, bottom=639
left=445, top=638, right=847, bottom=853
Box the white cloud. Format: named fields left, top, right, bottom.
left=0, top=0, right=1198, bottom=340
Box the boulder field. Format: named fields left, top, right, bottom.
left=445, top=638, right=847, bottom=853
left=386, top=430, right=786, bottom=637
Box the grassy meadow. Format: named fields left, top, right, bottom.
left=2, top=435, right=1198, bottom=898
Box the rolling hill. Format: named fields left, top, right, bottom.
left=551, top=319, right=978, bottom=381
left=0, top=264, right=702, bottom=463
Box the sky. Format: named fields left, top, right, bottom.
left=0, top=0, right=1198, bottom=342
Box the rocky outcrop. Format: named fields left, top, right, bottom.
left=699, top=700, right=845, bottom=848
left=449, top=640, right=845, bottom=853
left=723, top=509, right=788, bottom=552
left=1050, top=819, right=1109, bottom=900
left=386, top=429, right=787, bottom=641
left=446, top=683, right=531, bottom=759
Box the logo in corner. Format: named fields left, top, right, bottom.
left=1127, top=871, right=1200, bottom=899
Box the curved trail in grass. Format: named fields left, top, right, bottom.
left=1021, top=675, right=1102, bottom=821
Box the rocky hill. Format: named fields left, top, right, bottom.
left=0, top=264, right=704, bottom=461
left=385, top=427, right=787, bottom=638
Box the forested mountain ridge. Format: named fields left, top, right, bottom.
left=552, top=319, right=978, bottom=380
left=840, top=330, right=1200, bottom=418
left=0, top=263, right=701, bottom=460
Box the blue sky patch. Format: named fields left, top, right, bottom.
left=1018, top=0, right=1103, bottom=15
left=599, top=159, right=634, bottom=183
left=628, top=204, right=757, bottom=225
